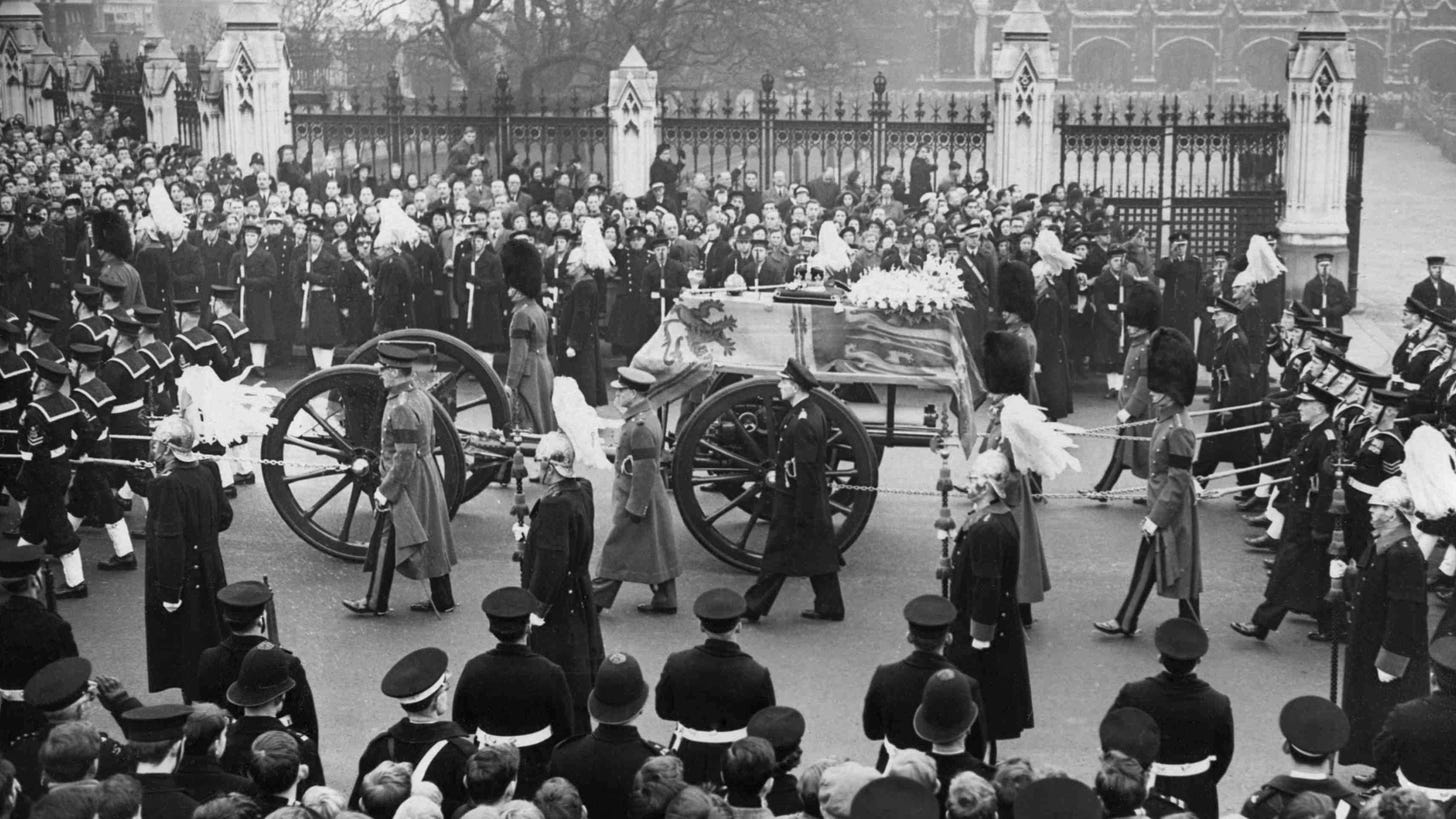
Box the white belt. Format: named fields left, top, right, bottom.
left=0, top=399, right=16, bottom=412
left=1398, top=769, right=1456, bottom=802
left=672, top=724, right=747, bottom=744
left=307, top=285, right=331, bottom=292
left=20, top=445, right=68, bottom=461
left=0, top=688, right=23, bottom=701
left=1398, top=380, right=1419, bottom=391
left=476, top=725, right=552, bottom=748
left=1150, top=756, right=1213, bottom=777
left=113, top=399, right=143, bottom=413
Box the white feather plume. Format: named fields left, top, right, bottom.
left=1033, top=229, right=1077, bottom=273
left=374, top=199, right=418, bottom=250
left=578, top=217, right=615, bottom=273
left=805, top=221, right=851, bottom=273
left=1243, top=234, right=1285, bottom=285
left=551, top=376, right=610, bottom=471
left=1403, top=424, right=1456, bottom=519
left=176, top=366, right=282, bottom=445
left=998, top=394, right=1082, bottom=479
left=148, top=181, right=186, bottom=239
left=1232, top=268, right=1258, bottom=289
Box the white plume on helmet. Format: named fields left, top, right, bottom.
left=1403, top=424, right=1456, bottom=520
left=1242, top=234, right=1285, bottom=285
left=805, top=221, right=851, bottom=274
left=147, top=181, right=186, bottom=240
left=1369, top=475, right=1415, bottom=517
left=999, top=394, right=1082, bottom=479
left=373, top=199, right=417, bottom=251
left=551, top=376, right=609, bottom=471
left=578, top=217, right=615, bottom=273
left=1033, top=229, right=1076, bottom=274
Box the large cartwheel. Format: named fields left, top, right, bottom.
left=260, top=365, right=465, bottom=562
left=670, top=378, right=879, bottom=572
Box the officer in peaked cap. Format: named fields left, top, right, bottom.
left=217, top=642, right=324, bottom=790
left=655, top=588, right=776, bottom=786
left=452, top=587, right=573, bottom=799
left=7, top=655, right=137, bottom=797
left=1109, top=618, right=1232, bottom=818
left=194, top=580, right=319, bottom=746
left=1240, top=696, right=1362, bottom=818
left=120, top=703, right=202, bottom=819
left=863, top=595, right=986, bottom=770
left=1192, top=293, right=1261, bottom=494
left=1371, top=635, right=1456, bottom=795
left=350, top=649, right=473, bottom=817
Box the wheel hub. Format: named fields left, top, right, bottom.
left=349, top=447, right=382, bottom=493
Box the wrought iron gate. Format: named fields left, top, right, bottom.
left=93, top=41, right=147, bottom=141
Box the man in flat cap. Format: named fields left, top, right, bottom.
left=593, top=366, right=679, bottom=616
left=453, top=587, right=573, bottom=799
left=8, top=657, right=138, bottom=797
left=350, top=648, right=474, bottom=818
left=195, top=580, right=319, bottom=746
left=1240, top=696, right=1362, bottom=818
left=1108, top=617, right=1233, bottom=819
left=1372, top=635, right=1456, bottom=800
left=120, top=703, right=199, bottom=819
left=655, top=588, right=776, bottom=786
left=743, top=358, right=844, bottom=623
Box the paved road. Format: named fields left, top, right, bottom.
left=51, top=129, right=1456, bottom=808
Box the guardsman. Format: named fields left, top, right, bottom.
left=1192, top=298, right=1260, bottom=494
left=1343, top=387, right=1406, bottom=565
left=21, top=310, right=65, bottom=366
left=349, top=648, right=474, bottom=819
left=1098, top=707, right=1190, bottom=817
left=1089, top=285, right=1159, bottom=496
left=134, top=306, right=178, bottom=416
left=195, top=580, right=319, bottom=744
left=66, top=343, right=133, bottom=576
left=69, top=285, right=114, bottom=351
left=117, top=704, right=200, bottom=819
left=17, top=357, right=82, bottom=598
left=592, top=367, right=680, bottom=615
left=218, top=644, right=325, bottom=790
left=0, top=545, right=75, bottom=746
left=1241, top=696, right=1363, bottom=818
left=1411, top=255, right=1455, bottom=314
left=453, top=586, right=574, bottom=799
left=862, top=595, right=987, bottom=770
left=655, top=588, right=776, bottom=786
left=100, top=316, right=154, bottom=511
left=1233, top=384, right=1341, bottom=642
left=1372, top=635, right=1456, bottom=800
left=0, top=319, right=30, bottom=533
left=7, top=656, right=139, bottom=797
left=548, top=653, right=669, bottom=819
left=1108, top=618, right=1233, bottom=819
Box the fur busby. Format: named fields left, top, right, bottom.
left=997, top=260, right=1036, bottom=323
left=1124, top=284, right=1161, bottom=332
left=90, top=208, right=132, bottom=260
left=501, top=235, right=544, bottom=300
left=1146, top=328, right=1197, bottom=407
left=982, top=330, right=1032, bottom=397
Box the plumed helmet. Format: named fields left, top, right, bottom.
left=982, top=330, right=1032, bottom=398
left=1124, top=284, right=1161, bottom=332
left=997, top=260, right=1036, bottom=323
left=90, top=208, right=132, bottom=260
left=151, top=414, right=198, bottom=462
left=967, top=448, right=1012, bottom=499
left=501, top=235, right=544, bottom=300
left=535, top=430, right=575, bottom=476
left=1146, top=328, right=1197, bottom=407
left=1369, top=475, right=1415, bottom=517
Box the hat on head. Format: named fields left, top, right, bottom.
left=610, top=366, right=655, bottom=392
left=1124, top=285, right=1161, bottom=332
left=588, top=652, right=649, bottom=723
left=502, top=234, right=544, bottom=300
left=1370, top=387, right=1408, bottom=408
left=132, top=305, right=164, bottom=329
left=913, top=668, right=978, bottom=744
left=217, top=580, right=272, bottom=622
left=1431, top=636, right=1456, bottom=672
left=1099, top=707, right=1160, bottom=770
left=481, top=586, right=539, bottom=624
left=172, top=297, right=202, bottom=314
left=68, top=342, right=106, bottom=367
left=982, top=330, right=1032, bottom=396
left=0, top=543, right=44, bottom=579
left=210, top=284, right=239, bottom=301
left=1293, top=316, right=1320, bottom=331
left=0, top=319, right=20, bottom=343
left=747, top=705, right=806, bottom=755
left=734, top=227, right=753, bottom=244
left=227, top=643, right=298, bottom=708
left=1169, top=230, right=1190, bottom=245
left=1427, top=256, right=1446, bottom=267
left=1279, top=695, right=1349, bottom=757
left=1315, top=253, right=1334, bottom=264
left=24, top=657, right=92, bottom=711
left=1212, top=296, right=1242, bottom=315
left=381, top=647, right=449, bottom=704
left=1213, top=249, right=1231, bottom=260
left=1014, top=779, right=1102, bottom=819
left=1146, top=328, right=1197, bottom=407
left=849, top=776, right=938, bottom=819
left=997, top=260, right=1036, bottom=322
left=1107, top=243, right=1128, bottom=257
left=694, top=587, right=747, bottom=631
left=376, top=342, right=418, bottom=370
left=98, top=277, right=127, bottom=299
left=89, top=208, right=132, bottom=259
left=903, top=594, right=956, bottom=637
left=624, top=224, right=647, bottom=240
left=1153, top=616, right=1208, bottom=660
left=1312, top=326, right=1352, bottom=351
left=241, top=220, right=263, bottom=235
left=1296, top=383, right=1339, bottom=410
left=27, top=309, right=59, bottom=331
left=111, top=316, right=141, bottom=338
left=778, top=358, right=820, bottom=391
left=201, top=212, right=222, bottom=229
left=119, top=704, right=192, bottom=742
left=74, top=284, right=103, bottom=309
left=33, top=357, right=69, bottom=385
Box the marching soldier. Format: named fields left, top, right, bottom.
left=67, top=343, right=134, bottom=579
left=0, top=319, right=30, bottom=532
left=453, top=586, right=574, bottom=799
left=1192, top=298, right=1261, bottom=494
left=134, top=306, right=178, bottom=416
left=1090, top=285, right=1158, bottom=495
left=1372, top=635, right=1456, bottom=799
left=592, top=367, right=680, bottom=615
left=15, top=357, right=81, bottom=596
left=21, top=310, right=66, bottom=366
left=69, top=285, right=114, bottom=351
left=1240, top=696, right=1363, bottom=818
left=100, top=316, right=154, bottom=513
left=0, top=545, right=75, bottom=746
left=655, top=588, right=776, bottom=786
left=7, top=656, right=139, bottom=797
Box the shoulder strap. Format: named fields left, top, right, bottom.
left=410, top=739, right=450, bottom=788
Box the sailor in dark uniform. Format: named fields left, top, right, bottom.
left=453, top=587, right=574, bottom=800
left=0, top=319, right=31, bottom=533
left=1240, top=696, right=1364, bottom=818
left=1343, top=387, right=1406, bottom=566
left=549, top=652, right=669, bottom=819
left=66, top=343, right=133, bottom=578
left=134, top=306, right=178, bottom=417
left=98, top=317, right=153, bottom=524
left=654, top=588, right=776, bottom=786
left=207, top=285, right=254, bottom=487
left=1108, top=618, right=1234, bottom=819
left=1410, top=255, right=1456, bottom=315
left=349, top=648, right=474, bottom=819
left=1396, top=307, right=1448, bottom=393
left=17, top=357, right=82, bottom=596
left=7, top=656, right=139, bottom=798
left=118, top=704, right=200, bottom=819
left=1098, top=707, right=1190, bottom=818
left=20, top=310, right=66, bottom=367
left=1392, top=298, right=1431, bottom=376
left=195, top=580, right=319, bottom=745
left=1373, top=636, right=1456, bottom=802
left=68, top=285, right=114, bottom=351
left=0, top=545, right=76, bottom=746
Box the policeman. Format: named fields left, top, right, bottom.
left=1108, top=617, right=1234, bottom=819
left=1240, top=696, right=1363, bottom=818
left=68, top=285, right=114, bottom=350
left=0, top=544, right=75, bottom=745
left=1098, top=707, right=1189, bottom=817
left=99, top=317, right=153, bottom=514
left=548, top=652, right=668, bottom=819
left=218, top=644, right=324, bottom=790
left=862, top=594, right=986, bottom=770
left=1372, top=635, right=1456, bottom=800
left=453, top=586, right=574, bottom=799
left=655, top=588, right=776, bottom=786
left=350, top=648, right=474, bottom=819
left=195, top=580, right=319, bottom=744
left=66, top=343, right=133, bottom=575
left=7, top=656, right=139, bottom=797
left=17, top=357, right=82, bottom=597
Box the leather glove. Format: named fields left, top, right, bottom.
left=1140, top=517, right=1158, bottom=536
left=373, top=489, right=389, bottom=509
left=566, top=347, right=576, bottom=358
left=1329, top=559, right=1348, bottom=579
left=1377, top=669, right=1397, bottom=683
left=94, top=675, right=130, bottom=707
left=512, top=522, right=530, bottom=542
left=163, top=601, right=181, bottom=614
left=971, top=638, right=991, bottom=650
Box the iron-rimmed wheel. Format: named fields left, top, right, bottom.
left=347, top=329, right=513, bottom=501
left=670, top=377, right=878, bottom=572
left=261, top=365, right=465, bottom=562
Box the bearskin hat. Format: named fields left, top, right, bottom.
left=90, top=208, right=132, bottom=260
left=1146, top=328, right=1197, bottom=407
left=982, top=330, right=1032, bottom=398
left=997, top=260, right=1036, bottom=323
left=501, top=235, right=543, bottom=300
left=1124, top=284, right=1161, bottom=332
